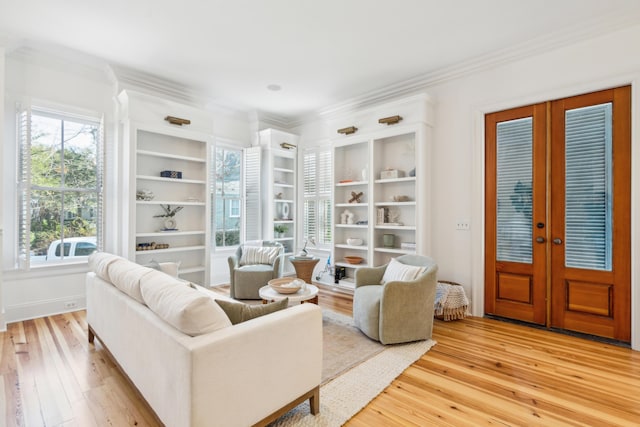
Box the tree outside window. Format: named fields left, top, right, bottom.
left=214, top=147, right=242, bottom=247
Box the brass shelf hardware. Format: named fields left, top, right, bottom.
left=337, top=126, right=358, bottom=135
left=164, top=116, right=191, bottom=126
left=378, top=115, right=403, bottom=125
left=280, top=142, right=297, bottom=150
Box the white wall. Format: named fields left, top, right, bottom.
left=2, top=51, right=116, bottom=323
left=426, top=24, right=640, bottom=349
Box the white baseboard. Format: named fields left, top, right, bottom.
left=5, top=295, right=86, bottom=324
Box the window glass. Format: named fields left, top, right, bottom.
left=496, top=117, right=533, bottom=263
left=20, top=108, right=102, bottom=266
left=565, top=103, right=612, bottom=270
left=214, top=147, right=242, bottom=247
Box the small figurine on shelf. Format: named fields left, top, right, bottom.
left=136, top=189, right=154, bottom=201
left=349, top=191, right=363, bottom=203
left=154, top=204, right=184, bottom=230
left=341, top=209, right=355, bottom=224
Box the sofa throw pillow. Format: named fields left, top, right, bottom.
left=146, top=260, right=181, bottom=277
left=381, top=258, right=426, bottom=285
left=239, top=245, right=280, bottom=266
left=215, top=298, right=288, bottom=325
left=141, top=275, right=232, bottom=336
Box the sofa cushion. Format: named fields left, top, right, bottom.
left=88, top=252, right=124, bottom=282
left=381, top=257, right=426, bottom=285
left=239, top=245, right=280, bottom=266
left=108, top=259, right=156, bottom=304
left=215, top=298, right=288, bottom=325
left=140, top=273, right=232, bottom=336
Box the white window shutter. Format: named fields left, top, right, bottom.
left=244, top=146, right=262, bottom=241
left=303, top=148, right=332, bottom=246
left=17, top=106, right=31, bottom=269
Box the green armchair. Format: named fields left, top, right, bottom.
left=353, top=255, right=438, bottom=344
left=228, top=241, right=284, bottom=299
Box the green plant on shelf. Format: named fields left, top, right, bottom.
left=274, top=224, right=288, bottom=234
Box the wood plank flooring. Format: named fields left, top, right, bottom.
left=1, top=286, right=639, bottom=426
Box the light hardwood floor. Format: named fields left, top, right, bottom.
left=1, top=286, right=639, bottom=426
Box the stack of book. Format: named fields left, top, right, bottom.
left=401, top=242, right=416, bottom=251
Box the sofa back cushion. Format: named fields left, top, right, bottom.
left=140, top=271, right=232, bottom=336
left=88, top=252, right=124, bottom=282
left=108, top=259, right=156, bottom=304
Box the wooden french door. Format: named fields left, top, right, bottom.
left=485, top=86, right=631, bottom=342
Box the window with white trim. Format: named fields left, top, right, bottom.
left=303, top=148, right=332, bottom=247
left=17, top=105, right=104, bottom=267
left=213, top=146, right=242, bottom=247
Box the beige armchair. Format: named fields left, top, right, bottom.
left=228, top=241, right=284, bottom=299
left=353, top=255, right=438, bottom=344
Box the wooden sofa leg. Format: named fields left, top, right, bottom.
left=309, top=386, right=320, bottom=415
left=88, top=325, right=95, bottom=344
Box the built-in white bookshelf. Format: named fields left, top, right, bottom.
left=131, top=127, right=211, bottom=285
left=319, top=95, right=433, bottom=292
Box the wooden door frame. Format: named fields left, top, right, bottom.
left=469, top=79, right=640, bottom=351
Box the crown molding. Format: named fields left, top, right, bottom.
left=110, top=64, right=208, bottom=107
left=6, top=42, right=111, bottom=84
left=254, top=110, right=301, bottom=129
left=110, top=64, right=256, bottom=122
left=308, top=9, right=640, bottom=123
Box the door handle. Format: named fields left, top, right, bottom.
left=536, top=237, right=545, bottom=243
left=553, top=238, right=563, bottom=245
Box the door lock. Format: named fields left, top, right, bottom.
left=553, top=238, right=563, bottom=245
left=536, top=237, right=545, bottom=243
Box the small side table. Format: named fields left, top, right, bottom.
left=289, top=256, right=320, bottom=284
left=261, top=283, right=319, bottom=305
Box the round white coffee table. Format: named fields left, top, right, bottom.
left=260, top=281, right=319, bottom=305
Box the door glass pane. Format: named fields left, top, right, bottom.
left=565, top=103, right=612, bottom=271
left=496, top=117, right=533, bottom=263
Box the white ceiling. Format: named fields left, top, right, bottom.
left=2, top=0, right=640, bottom=121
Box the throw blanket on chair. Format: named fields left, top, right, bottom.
left=434, top=281, right=469, bottom=321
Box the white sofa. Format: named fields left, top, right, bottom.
left=86, top=253, right=323, bottom=427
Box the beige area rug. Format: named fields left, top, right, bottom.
left=272, top=309, right=435, bottom=426
left=321, top=309, right=385, bottom=383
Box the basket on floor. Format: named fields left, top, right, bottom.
left=434, top=280, right=469, bottom=321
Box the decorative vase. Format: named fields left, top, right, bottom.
left=383, top=234, right=395, bottom=248
left=281, top=203, right=290, bottom=219
left=164, top=217, right=177, bottom=230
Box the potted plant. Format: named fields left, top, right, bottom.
left=274, top=224, right=288, bottom=238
